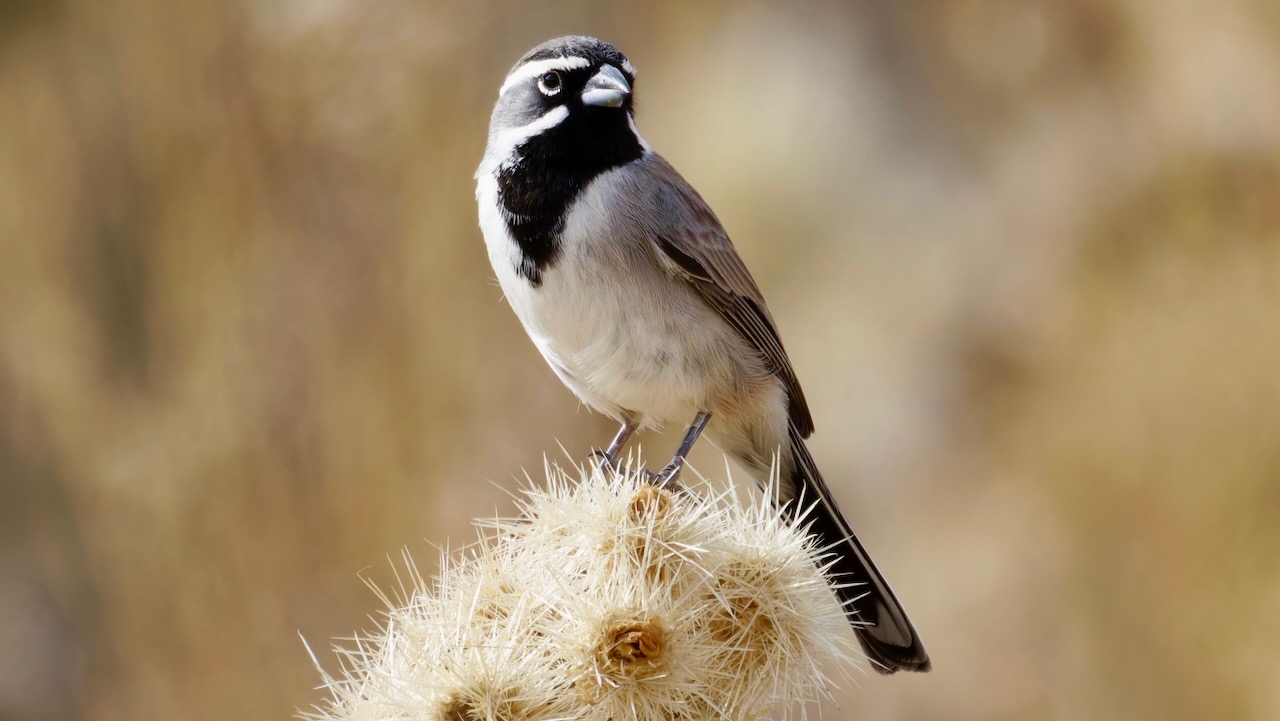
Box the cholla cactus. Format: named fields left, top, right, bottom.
left=306, top=461, right=858, bottom=721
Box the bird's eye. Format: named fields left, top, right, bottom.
left=537, top=71, right=563, bottom=96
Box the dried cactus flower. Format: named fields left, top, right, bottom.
left=306, top=462, right=858, bottom=721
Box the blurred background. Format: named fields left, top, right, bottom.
left=2, top=0, right=1278, bottom=719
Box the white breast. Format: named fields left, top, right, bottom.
left=477, top=170, right=616, bottom=416
left=476, top=166, right=757, bottom=428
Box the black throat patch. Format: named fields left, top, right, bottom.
left=496, top=107, right=643, bottom=287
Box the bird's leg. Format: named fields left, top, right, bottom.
left=591, top=418, right=639, bottom=474
left=649, top=410, right=712, bottom=487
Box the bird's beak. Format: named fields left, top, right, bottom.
left=580, top=64, right=630, bottom=108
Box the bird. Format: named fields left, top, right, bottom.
left=475, top=35, right=930, bottom=674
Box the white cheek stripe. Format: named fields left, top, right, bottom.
left=628, top=113, right=651, bottom=154
left=499, top=56, right=592, bottom=97
left=620, top=58, right=636, bottom=76
left=477, top=105, right=571, bottom=178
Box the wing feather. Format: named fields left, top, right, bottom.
left=640, top=157, right=815, bottom=436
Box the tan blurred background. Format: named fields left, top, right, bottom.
left=2, top=0, right=1278, bottom=719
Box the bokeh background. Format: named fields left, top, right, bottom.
left=2, top=0, right=1278, bottom=719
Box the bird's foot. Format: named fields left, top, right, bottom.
left=643, top=459, right=684, bottom=489
left=589, top=449, right=622, bottom=476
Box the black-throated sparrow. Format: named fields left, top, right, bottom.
left=475, top=35, right=930, bottom=674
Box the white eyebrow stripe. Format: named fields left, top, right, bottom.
left=499, top=56, right=592, bottom=96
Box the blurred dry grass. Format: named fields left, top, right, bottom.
left=1, top=1, right=1278, bottom=720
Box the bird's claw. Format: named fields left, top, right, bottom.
left=589, top=449, right=621, bottom=475
left=643, top=460, right=683, bottom=488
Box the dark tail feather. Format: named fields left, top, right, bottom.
left=783, top=423, right=931, bottom=674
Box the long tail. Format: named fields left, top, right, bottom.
left=782, top=423, right=931, bottom=674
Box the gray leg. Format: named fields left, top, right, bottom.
left=650, top=411, right=712, bottom=486
left=592, top=418, right=639, bottom=473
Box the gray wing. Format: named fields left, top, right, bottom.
left=632, top=154, right=815, bottom=437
